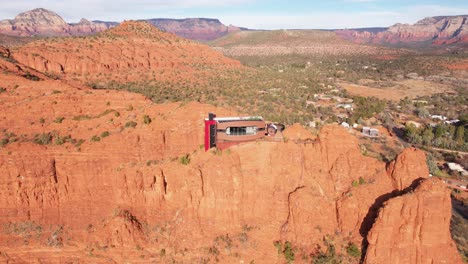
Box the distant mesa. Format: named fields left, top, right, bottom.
left=0, top=8, right=116, bottom=36
left=143, top=18, right=245, bottom=41
left=335, top=15, right=468, bottom=45
left=0, top=8, right=244, bottom=41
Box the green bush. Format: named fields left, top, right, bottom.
left=346, top=242, right=361, bottom=258
left=273, top=240, right=295, bottom=263
left=143, top=115, right=152, bottom=124
left=101, top=131, right=110, bottom=138
left=359, top=177, right=366, bottom=185
left=1, top=138, right=9, bottom=147
left=125, top=121, right=137, bottom=128
left=34, top=133, right=52, bottom=145
left=273, top=241, right=282, bottom=254
left=180, top=154, right=190, bottom=165
left=54, top=117, right=65, bottom=123
left=54, top=136, right=65, bottom=145
left=90, top=135, right=101, bottom=142
left=283, top=241, right=295, bottom=263
left=312, top=244, right=341, bottom=264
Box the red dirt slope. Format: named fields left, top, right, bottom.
left=11, top=21, right=241, bottom=85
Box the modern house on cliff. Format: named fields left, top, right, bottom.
left=204, top=113, right=281, bottom=150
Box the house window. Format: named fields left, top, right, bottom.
left=226, top=126, right=257, bottom=136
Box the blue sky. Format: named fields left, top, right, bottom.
left=1, top=0, right=468, bottom=29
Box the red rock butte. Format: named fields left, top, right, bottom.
left=10, top=20, right=242, bottom=85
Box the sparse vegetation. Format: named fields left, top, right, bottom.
left=34, top=132, right=52, bottom=145
left=125, top=121, right=137, bottom=128
left=54, top=117, right=65, bottom=123
left=143, top=115, right=152, bottom=124
left=346, top=242, right=361, bottom=258
left=101, top=131, right=110, bottom=138
left=274, top=241, right=295, bottom=263
left=179, top=154, right=191, bottom=165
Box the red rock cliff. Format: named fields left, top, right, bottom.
left=364, top=179, right=463, bottom=264
left=0, top=54, right=461, bottom=263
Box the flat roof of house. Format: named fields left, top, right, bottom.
left=205, top=116, right=264, bottom=122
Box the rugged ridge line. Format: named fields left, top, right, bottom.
left=336, top=15, right=468, bottom=45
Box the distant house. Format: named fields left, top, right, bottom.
left=444, top=119, right=460, bottom=125
left=430, top=115, right=447, bottom=121
left=362, top=127, right=379, bottom=137
left=337, top=103, right=353, bottom=110
left=447, top=163, right=468, bottom=176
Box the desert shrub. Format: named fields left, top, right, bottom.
left=39, top=118, right=46, bottom=124
left=273, top=241, right=295, bottom=263
left=72, top=115, right=92, bottom=121
left=125, top=121, right=137, bottom=128
left=0, top=87, right=6, bottom=93
left=24, top=72, right=40, bottom=81
left=34, top=133, right=52, bottom=145
left=143, top=115, right=152, bottom=124
left=359, top=177, right=366, bottom=185
left=180, top=154, right=190, bottom=165
left=90, top=135, right=101, bottom=142
left=101, top=131, right=110, bottom=138
left=75, top=139, right=85, bottom=147
left=274, top=241, right=282, bottom=254
left=54, top=117, right=65, bottom=123
left=312, top=244, right=341, bottom=264
left=346, top=242, right=361, bottom=258
left=54, top=136, right=65, bottom=145
left=208, top=246, right=219, bottom=256
left=0, top=138, right=8, bottom=147
left=283, top=241, right=295, bottom=263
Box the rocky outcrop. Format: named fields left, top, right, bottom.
left=336, top=15, right=468, bottom=45
left=68, top=18, right=115, bottom=36
left=0, top=45, right=10, bottom=57
left=364, top=179, right=463, bottom=264
left=1, top=62, right=459, bottom=261
left=11, top=21, right=241, bottom=84
left=0, top=8, right=115, bottom=36
left=145, top=18, right=242, bottom=41
left=0, top=8, right=242, bottom=40
left=387, top=148, right=429, bottom=190
left=0, top=43, right=461, bottom=262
